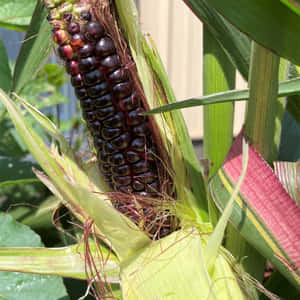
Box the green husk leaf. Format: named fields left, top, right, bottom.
left=120, top=229, right=246, bottom=300
left=0, top=242, right=119, bottom=282
left=0, top=37, right=12, bottom=93
left=0, top=89, right=150, bottom=261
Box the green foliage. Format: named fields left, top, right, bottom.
left=0, top=214, right=68, bottom=300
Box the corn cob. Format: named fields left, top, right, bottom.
left=44, top=0, right=176, bottom=238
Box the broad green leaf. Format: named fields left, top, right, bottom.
left=205, top=0, right=300, bottom=67
left=0, top=0, right=37, bottom=31
left=210, top=132, right=300, bottom=289
left=0, top=89, right=150, bottom=261
left=0, top=37, right=12, bottom=93
left=0, top=242, right=119, bottom=282
left=12, top=1, right=53, bottom=93
left=274, top=161, right=300, bottom=206
left=203, top=28, right=235, bottom=178
left=121, top=229, right=246, bottom=300
left=0, top=157, right=39, bottom=187
left=0, top=213, right=68, bottom=300
left=146, top=77, right=300, bottom=114
left=183, top=0, right=250, bottom=80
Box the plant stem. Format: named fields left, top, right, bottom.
left=245, top=42, right=280, bottom=163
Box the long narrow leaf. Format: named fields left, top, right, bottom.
left=147, top=77, right=300, bottom=114
left=211, top=132, right=300, bottom=289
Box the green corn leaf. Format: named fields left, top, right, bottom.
left=280, top=0, right=300, bottom=17
left=210, top=132, right=300, bottom=289
left=146, top=77, right=300, bottom=114
left=0, top=213, right=68, bottom=300
left=0, top=0, right=37, bottom=31
left=183, top=0, right=250, bottom=80
left=203, top=0, right=300, bottom=67
left=120, top=229, right=246, bottom=300
left=12, top=0, right=52, bottom=93
left=0, top=242, right=119, bottom=282
left=0, top=37, right=12, bottom=93
left=0, top=89, right=150, bottom=261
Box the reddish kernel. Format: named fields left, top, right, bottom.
left=67, top=22, right=80, bottom=34
left=53, top=29, right=69, bottom=45
left=70, top=33, right=85, bottom=49
left=58, top=45, right=73, bottom=60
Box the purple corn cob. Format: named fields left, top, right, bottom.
left=44, top=0, right=176, bottom=237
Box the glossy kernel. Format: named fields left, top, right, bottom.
left=83, top=69, right=104, bottom=86
left=85, top=21, right=105, bottom=41
left=132, top=160, right=149, bottom=175
left=87, top=82, right=108, bottom=98
left=95, top=106, right=115, bottom=120
left=94, top=94, right=113, bottom=108
left=111, top=132, right=131, bottom=150
left=71, top=73, right=84, bottom=87
left=53, top=29, right=69, bottom=45
left=119, top=93, right=140, bottom=111
left=100, top=55, right=120, bottom=72
left=70, top=33, right=85, bottom=49
left=131, top=137, right=146, bottom=152
left=125, top=150, right=141, bottom=163
left=108, top=68, right=129, bottom=83
left=79, top=56, right=97, bottom=73
left=112, top=82, right=132, bottom=98
left=101, top=127, right=122, bottom=140
left=67, top=22, right=80, bottom=34
left=66, top=60, right=79, bottom=75
left=127, top=108, right=146, bottom=126
left=108, top=153, right=125, bottom=166
left=78, top=44, right=95, bottom=58
left=58, top=45, right=73, bottom=60
left=75, top=87, right=88, bottom=100
left=112, top=164, right=130, bottom=176
left=103, top=112, right=125, bottom=128
left=95, top=37, right=115, bottom=56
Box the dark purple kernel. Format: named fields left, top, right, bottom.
left=80, top=98, right=93, bottom=110
left=88, top=120, right=101, bottom=135
left=134, top=171, right=156, bottom=184
left=111, top=132, right=131, bottom=150
left=67, top=22, right=80, bottom=34
left=94, top=137, right=105, bottom=149
left=112, top=164, right=130, bottom=176
left=70, top=33, right=85, bottom=49
left=103, top=112, right=125, bottom=128
left=119, top=185, right=133, bottom=193
left=66, top=60, right=79, bottom=75
left=94, top=94, right=113, bottom=108
left=100, top=55, right=120, bottom=72
left=63, top=12, right=73, bottom=23
left=108, top=68, right=129, bottom=83
left=71, top=73, right=84, bottom=87
left=113, top=175, right=132, bottom=186
left=132, top=180, right=145, bottom=191
left=100, top=163, right=111, bottom=173
left=83, top=69, right=104, bottom=86
left=132, top=123, right=149, bottom=136
left=82, top=110, right=96, bottom=122
left=85, top=21, right=105, bottom=41
left=125, top=150, right=140, bottom=163
left=132, top=160, right=149, bottom=175
left=108, top=153, right=125, bottom=166
left=146, top=181, right=160, bottom=192
left=107, top=181, right=115, bottom=190
left=119, top=94, right=140, bottom=111
left=47, top=14, right=53, bottom=22
left=127, top=108, right=146, bottom=126
left=98, top=151, right=109, bottom=163
left=104, top=142, right=118, bottom=154
left=79, top=56, right=97, bottom=73
left=80, top=11, right=92, bottom=21
left=95, top=37, right=116, bottom=56
left=75, top=87, right=88, bottom=100
left=95, top=106, right=115, bottom=120
left=87, top=82, right=108, bottom=98
left=131, top=137, right=146, bottom=152
left=78, top=44, right=95, bottom=58
left=112, top=82, right=132, bottom=98
left=101, top=127, right=122, bottom=140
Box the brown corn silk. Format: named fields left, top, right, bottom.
left=43, top=0, right=177, bottom=238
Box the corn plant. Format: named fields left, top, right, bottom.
left=0, top=0, right=300, bottom=299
